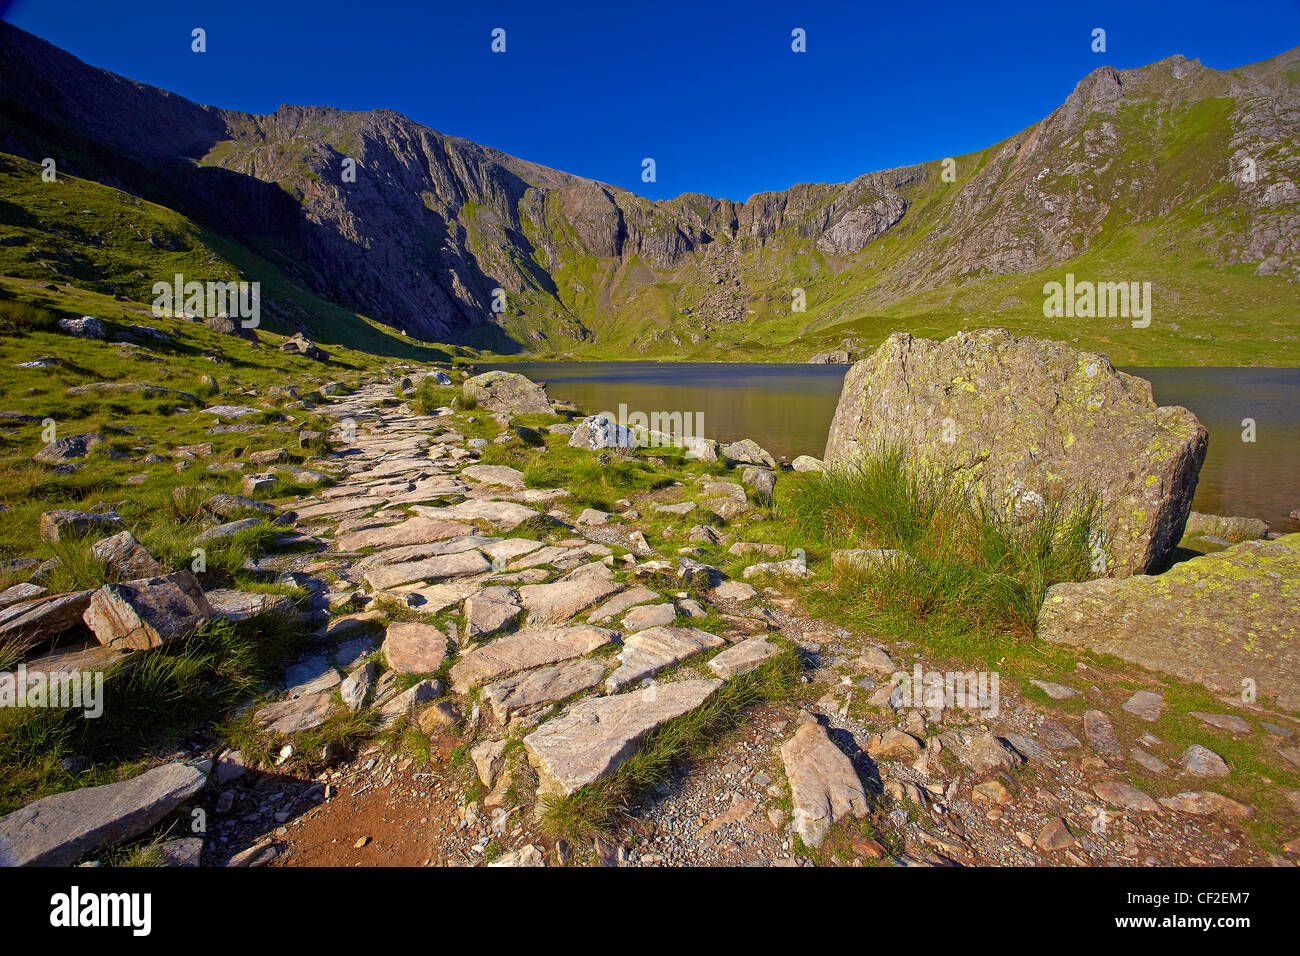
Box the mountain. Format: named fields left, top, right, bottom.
left=0, top=22, right=1297, bottom=362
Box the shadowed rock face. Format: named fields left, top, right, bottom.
left=823, top=330, right=1208, bottom=575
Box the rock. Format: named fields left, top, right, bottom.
left=1093, top=780, right=1160, bottom=811
left=204, top=315, right=258, bottom=341
left=1121, top=690, right=1164, bottom=722
left=89, top=531, right=162, bottom=579
left=868, top=728, right=924, bottom=761
left=418, top=700, right=462, bottom=732
left=284, top=656, right=341, bottom=697
left=517, top=577, right=623, bottom=626
left=606, top=625, right=727, bottom=691
left=823, top=330, right=1207, bottom=575
left=450, top=626, right=617, bottom=693
left=462, top=464, right=526, bottom=489
left=194, top=517, right=264, bottom=544
left=808, top=350, right=850, bottom=364
left=1159, top=791, right=1255, bottom=818
left=339, top=661, right=377, bottom=712
left=481, top=658, right=607, bottom=723
left=719, top=438, right=776, bottom=468
left=569, top=415, right=635, bottom=451
left=588, top=586, right=659, bottom=623
left=38, top=508, right=122, bottom=543
left=622, top=603, right=677, bottom=632
left=1036, top=817, right=1076, bottom=851
left=779, top=721, right=869, bottom=849
left=1082, top=710, right=1123, bottom=758
left=362, top=549, right=492, bottom=590
left=489, top=844, right=546, bottom=867
left=0, top=760, right=209, bottom=866
left=1003, top=733, right=1049, bottom=762
left=1130, top=748, right=1168, bottom=772
left=410, top=499, right=537, bottom=530
left=972, top=780, right=1014, bottom=805
left=376, top=678, right=442, bottom=727
left=249, top=448, right=289, bottom=467
left=0, top=590, right=94, bottom=645
left=711, top=580, right=757, bottom=602
left=0, top=582, right=45, bottom=610
left=742, top=557, right=808, bottom=579
left=1029, top=678, right=1079, bottom=700
left=791, top=455, right=824, bottom=472
left=938, top=730, right=1025, bottom=773
left=1182, top=512, right=1269, bottom=544
left=709, top=635, right=782, bottom=678
left=382, top=623, right=450, bottom=674
left=157, top=836, right=203, bottom=867
left=463, top=371, right=552, bottom=414
left=740, top=467, right=776, bottom=504
left=203, top=494, right=276, bottom=519
left=1038, top=719, right=1082, bottom=750
left=653, top=501, right=697, bottom=515
left=472, top=739, right=508, bottom=787
left=240, top=473, right=277, bottom=495
left=205, top=589, right=297, bottom=623
left=525, top=679, right=723, bottom=795
left=337, top=516, right=473, bottom=551
left=687, top=525, right=723, bottom=545
left=1180, top=744, right=1230, bottom=778
left=256, top=692, right=336, bottom=735
left=464, top=586, right=522, bottom=641
left=1189, top=712, right=1252, bottom=735
left=57, top=315, right=108, bottom=339
left=1039, top=536, right=1300, bottom=703
left=82, top=572, right=213, bottom=651
left=280, top=333, right=329, bottom=362
left=831, top=548, right=911, bottom=573
left=34, top=434, right=103, bottom=465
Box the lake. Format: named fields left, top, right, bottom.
left=482, top=361, right=1300, bottom=532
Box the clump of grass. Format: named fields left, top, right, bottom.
left=786, top=445, right=1098, bottom=651
left=410, top=380, right=458, bottom=416
left=540, top=647, right=803, bottom=840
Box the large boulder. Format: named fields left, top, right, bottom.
left=280, top=332, right=328, bottom=362
left=39, top=508, right=122, bottom=543
left=823, top=330, right=1208, bottom=575
left=462, top=370, right=553, bottom=415
left=1039, top=534, right=1300, bottom=711
left=0, top=760, right=209, bottom=866
left=569, top=415, right=635, bottom=451
left=33, top=434, right=103, bottom=465
left=82, top=571, right=213, bottom=651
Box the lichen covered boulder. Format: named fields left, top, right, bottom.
left=823, top=330, right=1208, bottom=575
left=1038, top=534, right=1300, bottom=710
left=462, top=370, right=553, bottom=415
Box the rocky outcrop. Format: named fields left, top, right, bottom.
left=823, top=330, right=1208, bottom=575
left=1039, top=534, right=1300, bottom=710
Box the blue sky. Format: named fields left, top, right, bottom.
left=5, top=0, right=1298, bottom=201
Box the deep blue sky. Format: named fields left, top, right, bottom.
left=5, top=0, right=1298, bottom=201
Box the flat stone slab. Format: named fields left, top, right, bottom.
left=461, top=464, right=526, bottom=489
left=206, top=589, right=298, bottom=623
left=283, top=656, right=341, bottom=697
left=0, top=589, right=94, bottom=646
left=363, top=549, right=492, bottom=590
left=525, top=678, right=723, bottom=795
left=780, top=721, right=869, bottom=849
left=518, top=577, right=624, bottom=626
left=464, top=586, right=522, bottom=641
left=938, top=729, right=1025, bottom=773
left=1122, top=690, right=1165, bottom=722
left=0, top=761, right=209, bottom=866
left=606, top=626, right=727, bottom=691
left=411, top=499, right=537, bottom=530
left=588, top=586, right=659, bottom=624
left=450, top=625, right=618, bottom=693
left=622, top=603, right=677, bottom=632
left=382, top=623, right=450, bottom=674
left=481, top=658, right=608, bottom=723
left=337, top=516, right=474, bottom=551
left=1084, top=710, right=1124, bottom=758
left=1093, top=780, right=1160, bottom=811
left=1039, top=535, right=1300, bottom=709
left=708, top=635, right=782, bottom=679
left=256, top=692, right=336, bottom=735
left=293, top=496, right=388, bottom=520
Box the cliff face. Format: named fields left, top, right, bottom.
left=1, top=22, right=1296, bottom=352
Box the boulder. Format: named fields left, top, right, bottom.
left=823, top=330, right=1208, bottom=575
left=808, top=350, right=850, bottom=364
left=90, top=531, right=162, bottom=579
left=204, top=315, right=259, bottom=341
left=0, top=761, right=209, bottom=866
left=280, top=332, right=329, bottom=362
left=779, top=721, right=869, bottom=849
left=708, top=635, right=782, bottom=679
left=1182, top=512, right=1269, bottom=544
left=34, top=432, right=106, bottom=467
left=0, top=590, right=95, bottom=646
left=719, top=438, right=777, bottom=468
left=57, top=315, right=108, bottom=339
left=82, top=572, right=213, bottom=651
left=791, top=455, right=824, bottom=472
left=569, top=415, right=635, bottom=451
left=39, top=508, right=122, bottom=543
left=462, top=371, right=553, bottom=415
left=1039, top=535, right=1300, bottom=707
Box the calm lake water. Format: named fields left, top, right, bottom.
left=483, top=362, right=1300, bottom=532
